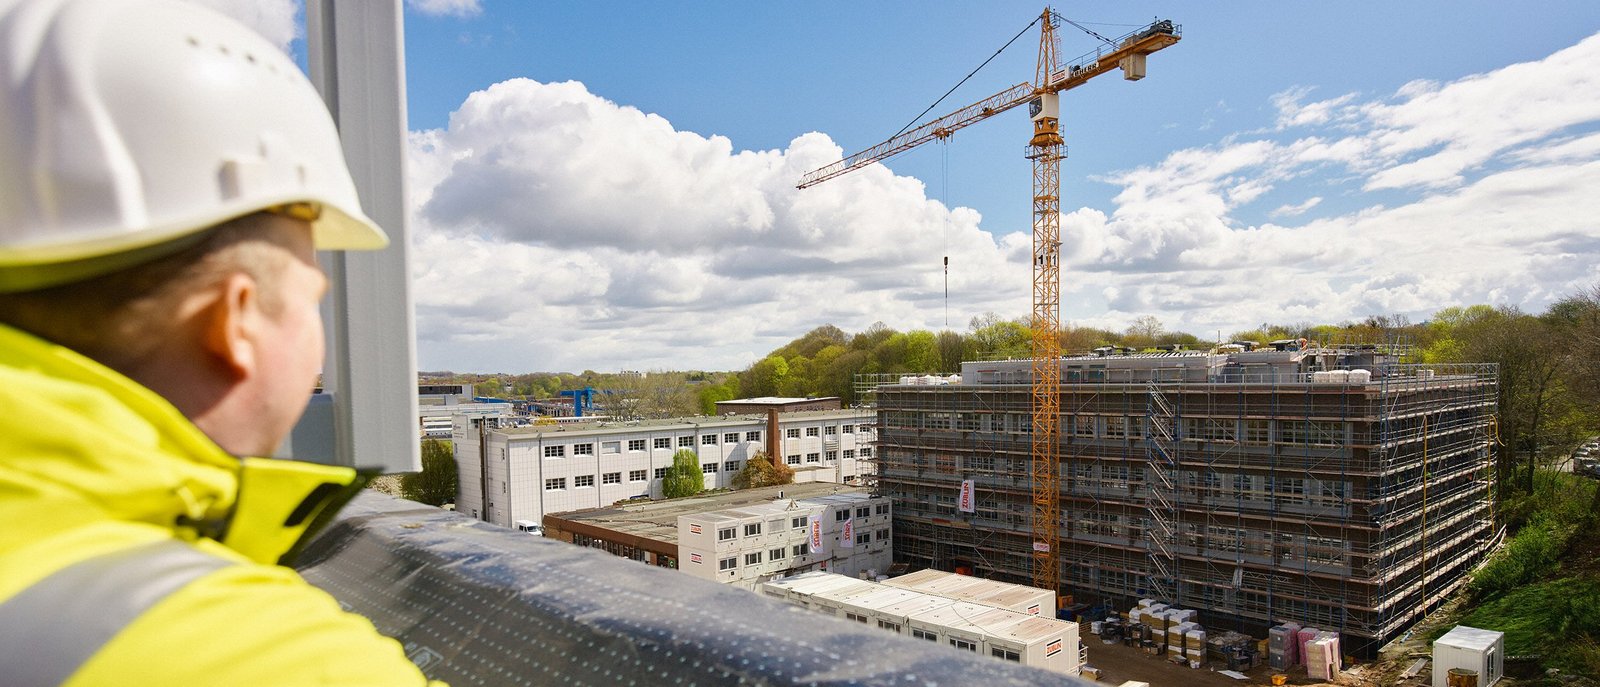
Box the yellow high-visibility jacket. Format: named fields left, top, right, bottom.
left=0, top=323, right=438, bottom=686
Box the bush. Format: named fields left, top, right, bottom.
left=401, top=439, right=458, bottom=507
left=732, top=453, right=794, bottom=490
left=662, top=449, right=704, bottom=498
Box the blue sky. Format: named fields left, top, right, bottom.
left=224, top=1, right=1600, bottom=372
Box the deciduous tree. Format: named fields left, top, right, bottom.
left=662, top=449, right=705, bottom=498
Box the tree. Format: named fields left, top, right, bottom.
left=968, top=313, right=1030, bottom=359
left=662, top=449, right=704, bottom=498
left=401, top=439, right=458, bottom=507
left=732, top=452, right=794, bottom=490
left=1124, top=315, right=1165, bottom=349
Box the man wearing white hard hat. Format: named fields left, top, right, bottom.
left=0, top=0, right=436, bottom=683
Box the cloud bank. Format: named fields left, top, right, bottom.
left=410, top=33, right=1600, bottom=372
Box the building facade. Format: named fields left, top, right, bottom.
left=453, top=409, right=877, bottom=526
left=874, top=348, right=1497, bottom=653
left=539, top=483, right=891, bottom=589
left=677, top=491, right=892, bottom=589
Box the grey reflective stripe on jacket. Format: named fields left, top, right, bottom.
left=0, top=539, right=233, bottom=686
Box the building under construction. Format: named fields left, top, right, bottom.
left=873, top=345, right=1498, bottom=654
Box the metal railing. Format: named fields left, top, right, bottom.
left=298, top=493, right=1094, bottom=686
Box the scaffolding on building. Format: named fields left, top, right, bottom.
left=871, top=354, right=1497, bottom=653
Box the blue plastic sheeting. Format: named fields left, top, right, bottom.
left=297, top=493, right=1092, bottom=686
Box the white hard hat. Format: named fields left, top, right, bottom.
left=0, top=0, right=388, bottom=292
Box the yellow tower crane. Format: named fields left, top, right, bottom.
left=798, top=8, right=1180, bottom=594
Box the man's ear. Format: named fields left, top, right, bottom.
left=196, top=272, right=262, bottom=379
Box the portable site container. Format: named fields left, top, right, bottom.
left=904, top=601, right=1010, bottom=655
left=842, top=587, right=947, bottom=635
left=808, top=579, right=892, bottom=618
left=761, top=572, right=876, bottom=613
left=884, top=569, right=1056, bottom=616
left=1433, top=626, right=1503, bottom=687
left=985, top=614, right=1080, bottom=675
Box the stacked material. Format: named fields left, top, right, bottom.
left=1296, top=627, right=1321, bottom=669
left=1306, top=631, right=1340, bottom=680
left=1184, top=628, right=1208, bottom=667
left=1206, top=630, right=1258, bottom=670
left=1269, top=623, right=1301, bottom=669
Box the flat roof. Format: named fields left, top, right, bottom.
left=545, top=482, right=870, bottom=546
left=496, top=408, right=870, bottom=439
left=718, top=397, right=840, bottom=405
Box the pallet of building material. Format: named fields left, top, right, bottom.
left=1306, top=633, right=1340, bottom=680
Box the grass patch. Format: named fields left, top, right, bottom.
left=1449, top=577, right=1600, bottom=673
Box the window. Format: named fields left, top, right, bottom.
left=845, top=612, right=869, bottom=624
left=745, top=431, right=761, bottom=442
left=874, top=503, right=890, bottom=516
left=718, top=557, right=736, bottom=571
left=950, top=638, right=977, bottom=652
left=786, top=454, right=801, bottom=465
left=723, top=432, right=738, bottom=443
left=824, top=425, right=837, bottom=436
left=842, top=425, right=855, bottom=434
left=1244, top=420, right=1270, bottom=444
left=1105, top=416, right=1127, bottom=439
left=574, top=474, right=595, bottom=488
left=602, top=472, right=621, bottom=485
left=600, top=441, right=620, bottom=454
left=876, top=529, right=889, bottom=541
left=805, top=427, right=819, bottom=437
left=792, top=517, right=807, bottom=529
left=826, top=450, right=838, bottom=462
left=573, top=443, right=594, bottom=456
left=654, top=437, right=671, bottom=450
left=628, top=439, right=646, bottom=452
left=718, top=527, right=737, bottom=541
left=769, top=547, right=786, bottom=561
left=991, top=647, right=1020, bottom=662
left=786, top=428, right=800, bottom=439
left=835, top=510, right=848, bottom=521
left=842, top=449, right=855, bottom=459
left=654, top=467, right=668, bottom=479
left=678, top=436, right=694, bottom=448
left=859, top=447, right=873, bottom=457
left=877, top=619, right=901, bottom=633
left=855, top=532, right=870, bottom=545
left=629, top=469, right=647, bottom=482
left=855, top=506, right=870, bottom=518
left=912, top=629, right=937, bottom=642
left=858, top=424, right=871, bottom=433
left=745, top=552, right=762, bottom=565
left=543, top=445, right=565, bottom=458
left=744, top=523, right=762, bottom=536
left=792, top=544, right=806, bottom=556
left=701, top=434, right=716, bottom=445
left=724, top=460, right=741, bottom=472
left=806, top=453, right=820, bottom=463
left=702, top=463, right=718, bottom=474
left=544, top=478, right=566, bottom=490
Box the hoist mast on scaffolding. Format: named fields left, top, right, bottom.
left=797, top=8, right=1180, bottom=594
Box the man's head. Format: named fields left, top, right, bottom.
left=0, top=0, right=388, bottom=455
left=0, top=210, right=328, bottom=456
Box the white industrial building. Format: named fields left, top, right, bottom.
left=452, top=409, right=875, bottom=526
left=677, top=491, right=892, bottom=589
left=763, top=571, right=1082, bottom=676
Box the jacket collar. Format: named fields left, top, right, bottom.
left=0, top=323, right=357, bottom=565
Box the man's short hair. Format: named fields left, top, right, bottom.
left=0, top=212, right=301, bottom=370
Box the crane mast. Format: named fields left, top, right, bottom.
left=797, top=9, right=1180, bottom=597
left=1026, top=8, right=1065, bottom=594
